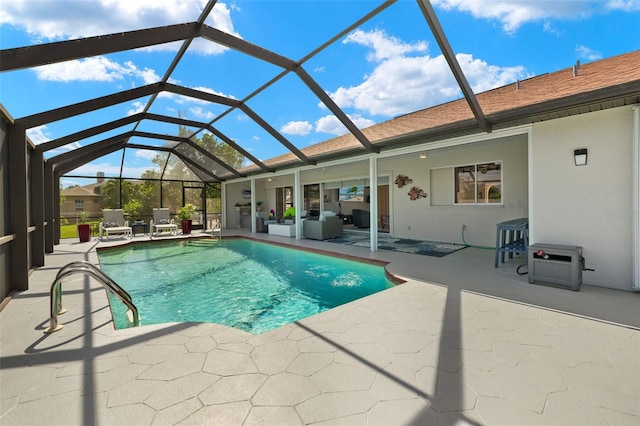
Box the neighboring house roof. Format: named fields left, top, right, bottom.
left=61, top=182, right=103, bottom=197
left=234, top=50, right=640, bottom=175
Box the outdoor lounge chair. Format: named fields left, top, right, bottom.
left=99, top=209, right=132, bottom=240
left=151, top=208, right=177, bottom=236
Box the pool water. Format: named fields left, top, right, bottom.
left=98, top=238, right=395, bottom=334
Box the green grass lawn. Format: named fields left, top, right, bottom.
left=60, top=222, right=100, bottom=239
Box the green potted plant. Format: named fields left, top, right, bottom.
left=177, top=203, right=197, bottom=235
left=124, top=199, right=143, bottom=223
left=77, top=211, right=91, bottom=242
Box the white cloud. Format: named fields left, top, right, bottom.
left=606, top=0, right=640, bottom=11
left=331, top=30, right=527, bottom=117
left=315, top=114, right=375, bottom=136
left=188, top=106, right=215, bottom=121
left=127, top=101, right=146, bottom=116
left=0, top=0, right=238, bottom=55
left=69, top=162, right=153, bottom=178
left=26, top=125, right=51, bottom=145
left=576, top=45, right=603, bottom=61
left=431, top=0, right=593, bottom=33
left=156, top=86, right=236, bottom=105
left=33, top=56, right=161, bottom=83
left=344, top=29, right=427, bottom=62
left=134, top=149, right=159, bottom=161
left=280, top=121, right=313, bottom=136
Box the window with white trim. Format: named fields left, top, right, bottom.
left=74, top=199, right=84, bottom=212
left=454, top=162, right=502, bottom=204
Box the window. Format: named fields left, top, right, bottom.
left=454, top=162, right=502, bottom=204
left=303, top=184, right=320, bottom=214
left=74, top=199, right=84, bottom=212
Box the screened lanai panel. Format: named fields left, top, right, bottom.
left=120, top=147, right=165, bottom=179
left=161, top=153, right=206, bottom=182
left=245, top=72, right=348, bottom=153
left=172, top=141, right=229, bottom=178
left=177, top=34, right=285, bottom=102
left=29, top=99, right=154, bottom=160
left=62, top=151, right=125, bottom=180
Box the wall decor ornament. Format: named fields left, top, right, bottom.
left=395, top=174, right=413, bottom=188
left=408, top=186, right=427, bottom=200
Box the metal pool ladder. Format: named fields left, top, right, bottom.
left=45, top=261, right=139, bottom=333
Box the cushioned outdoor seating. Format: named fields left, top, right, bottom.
left=150, top=208, right=177, bottom=236
left=99, top=209, right=132, bottom=240
left=303, top=215, right=343, bottom=240
left=352, top=209, right=370, bottom=228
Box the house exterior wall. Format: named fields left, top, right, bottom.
left=60, top=195, right=102, bottom=222
left=379, top=135, right=529, bottom=245
left=531, top=106, right=634, bottom=291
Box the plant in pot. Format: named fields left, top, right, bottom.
left=177, top=203, right=197, bottom=235
left=77, top=211, right=91, bottom=242
left=256, top=201, right=263, bottom=212
left=124, top=199, right=144, bottom=223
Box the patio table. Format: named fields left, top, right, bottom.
left=494, top=218, right=528, bottom=267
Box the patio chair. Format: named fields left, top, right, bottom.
left=151, top=208, right=177, bottom=236
left=99, top=209, right=132, bottom=240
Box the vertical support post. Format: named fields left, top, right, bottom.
left=53, top=171, right=61, bottom=245
left=221, top=182, right=227, bottom=229
left=31, top=149, right=45, bottom=266
left=44, top=162, right=55, bottom=253
left=294, top=169, right=302, bottom=240
left=8, top=122, right=29, bottom=290
left=250, top=178, right=256, bottom=234
left=632, top=106, right=640, bottom=291
left=369, top=156, right=378, bottom=252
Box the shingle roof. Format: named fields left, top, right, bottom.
left=61, top=182, right=103, bottom=197
left=239, top=50, right=640, bottom=175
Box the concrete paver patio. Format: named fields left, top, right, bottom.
left=1, top=230, right=638, bottom=425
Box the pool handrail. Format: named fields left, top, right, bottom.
left=46, top=260, right=139, bottom=333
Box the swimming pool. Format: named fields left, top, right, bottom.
left=97, top=238, right=397, bottom=334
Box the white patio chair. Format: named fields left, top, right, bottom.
left=99, top=209, right=132, bottom=240
left=150, top=208, right=177, bottom=236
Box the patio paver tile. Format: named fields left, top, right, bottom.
left=198, top=373, right=267, bottom=405
left=251, top=372, right=320, bottom=406
left=243, top=406, right=303, bottom=426
left=144, top=372, right=219, bottom=410
left=295, top=391, right=377, bottom=424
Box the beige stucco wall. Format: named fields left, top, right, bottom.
left=379, top=135, right=529, bottom=245
left=531, top=106, right=634, bottom=290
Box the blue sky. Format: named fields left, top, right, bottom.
left=1, top=0, right=639, bottom=187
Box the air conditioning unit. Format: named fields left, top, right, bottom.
left=528, top=243, right=584, bottom=291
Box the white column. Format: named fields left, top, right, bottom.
left=632, top=106, right=640, bottom=291
left=221, top=182, right=227, bottom=229
left=295, top=169, right=302, bottom=240
left=369, top=156, right=378, bottom=251
left=250, top=178, right=256, bottom=233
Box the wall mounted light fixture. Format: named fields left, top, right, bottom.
left=419, top=151, right=428, bottom=159
left=574, top=149, right=588, bottom=166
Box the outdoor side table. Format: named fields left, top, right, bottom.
left=131, top=222, right=148, bottom=237
left=494, top=218, right=528, bottom=267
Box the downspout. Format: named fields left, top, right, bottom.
left=632, top=106, right=640, bottom=291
